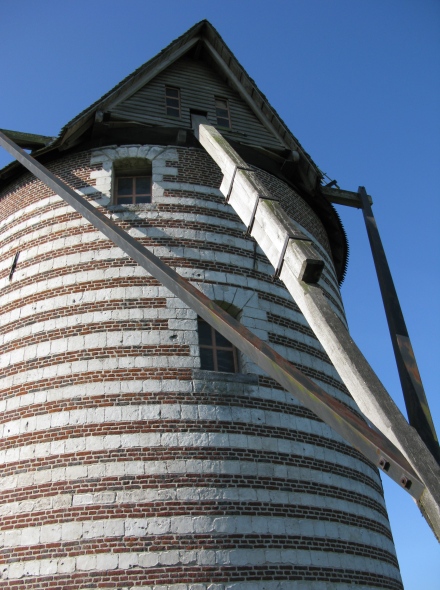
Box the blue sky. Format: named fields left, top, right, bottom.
left=1, top=1, right=439, bottom=587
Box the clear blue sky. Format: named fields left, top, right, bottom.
left=1, top=1, right=439, bottom=587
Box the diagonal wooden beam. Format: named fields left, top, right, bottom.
left=190, top=117, right=440, bottom=539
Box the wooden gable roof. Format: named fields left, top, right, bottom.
left=108, top=55, right=286, bottom=152
left=57, top=20, right=321, bottom=189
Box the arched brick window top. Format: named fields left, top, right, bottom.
left=113, top=157, right=152, bottom=205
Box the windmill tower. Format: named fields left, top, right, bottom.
left=0, top=20, right=438, bottom=590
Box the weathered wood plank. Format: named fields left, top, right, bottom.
left=110, top=57, right=284, bottom=149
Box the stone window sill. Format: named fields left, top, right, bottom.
left=192, top=369, right=258, bottom=385
left=108, top=204, right=158, bottom=212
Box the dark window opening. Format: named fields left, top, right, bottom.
left=198, top=317, right=239, bottom=373
left=190, top=108, right=208, bottom=117
left=166, top=86, right=181, bottom=118
left=215, top=97, right=231, bottom=128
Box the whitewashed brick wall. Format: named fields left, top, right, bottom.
left=0, top=146, right=402, bottom=589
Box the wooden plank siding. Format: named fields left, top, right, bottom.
left=109, top=56, right=285, bottom=150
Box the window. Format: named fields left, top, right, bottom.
left=115, top=176, right=151, bottom=205
left=113, top=158, right=152, bottom=205
left=198, top=317, right=238, bottom=373
left=215, top=97, right=231, bottom=128
left=165, top=86, right=181, bottom=118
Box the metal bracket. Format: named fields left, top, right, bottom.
left=8, top=251, right=20, bottom=281
left=273, top=234, right=291, bottom=280
left=272, top=232, right=312, bottom=280
left=245, top=193, right=279, bottom=236
left=225, top=165, right=254, bottom=202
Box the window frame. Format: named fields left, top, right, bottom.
left=197, top=317, right=239, bottom=373
left=112, top=158, right=153, bottom=207
left=165, top=86, right=181, bottom=119
left=215, top=96, right=232, bottom=128
left=114, top=175, right=152, bottom=205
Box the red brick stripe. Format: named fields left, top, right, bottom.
left=0, top=368, right=193, bottom=400
left=0, top=566, right=403, bottom=590
left=0, top=298, right=167, bottom=336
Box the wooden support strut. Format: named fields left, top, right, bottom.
left=0, top=129, right=432, bottom=519
left=202, top=118, right=324, bottom=286
left=190, top=117, right=440, bottom=540
left=358, top=186, right=440, bottom=464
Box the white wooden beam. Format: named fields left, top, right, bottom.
left=192, top=117, right=440, bottom=539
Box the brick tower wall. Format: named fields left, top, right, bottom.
left=0, top=145, right=402, bottom=589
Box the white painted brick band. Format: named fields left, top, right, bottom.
left=0, top=548, right=400, bottom=581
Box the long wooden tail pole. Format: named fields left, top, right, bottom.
left=190, top=117, right=440, bottom=539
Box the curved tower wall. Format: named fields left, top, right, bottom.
left=0, top=145, right=402, bottom=589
